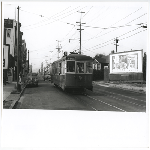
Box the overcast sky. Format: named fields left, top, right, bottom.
left=3, top=2, right=148, bottom=72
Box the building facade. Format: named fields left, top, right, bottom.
left=3, top=18, right=28, bottom=83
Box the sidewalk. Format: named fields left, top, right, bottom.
left=93, top=80, right=146, bottom=93
left=3, top=81, right=26, bottom=109
left=3, top=82, right=16, bottom=101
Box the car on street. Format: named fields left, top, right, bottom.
left=44, top=74, right=51, bottom=81
left=26, top=73, right=39, bottom=87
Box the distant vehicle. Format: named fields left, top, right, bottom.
left=26, top=73, right=38, bottom=87
left=51, top=53, right=93, bottom=91
left=44, top=74, right=51, bottom=81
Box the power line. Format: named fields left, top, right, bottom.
left=89, top=28, right=147, bottom=52
left=86, top=6, right=110, bottom=24
left=20, top=8, right=44, bottom=17
left=21, top=6, right=86, bottom=30
left=21, top=11, right=79, bottom=31
left=82, top=13, right=147, bottom=43
left=85, top=6, right=106, bottom=24
left=21, top=6, right=72, bottom=28
left=81, top=23, right=143, bottom=29
left=82, top=7, right=145, bottom=42
left=127, top=13, right=147, bottom=24
left=87, top=26, right=144, bottom=50
left=119, top=28, right=147, bottom=41
left=110, top=7, right=143, bottom=27
left=118, top=26, right=142, bottom=38
left=60, top=26, right=76, bottom=42
left=82, top=6, right=93, bottom=19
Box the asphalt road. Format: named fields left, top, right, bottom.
left=15, top=80, right=146, bottom=112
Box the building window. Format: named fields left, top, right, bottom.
left=7, top=29, right=11, bottom=37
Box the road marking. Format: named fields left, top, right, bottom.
left=97, top=84, right=109, bottom=87
left=108, top=93, right=145, bottom=108
left=75, top=94, right=98, bottom=111
left=93, top=89, right=146, bottom=108
left=85, top=94, right=126, bottom=112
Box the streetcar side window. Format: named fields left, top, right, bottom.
left=61, top=61, right=65, bottom=74
left=56, top=63, right=59, bottom=74
left=52, top=63, right=56, bottom=75
left=59, top=62, right=61, bottom=74
left=86, top=62, right=93, bottom=73
left=67, top=61, right=75, bottom=72
left=76, top=62, right=84, bottom=73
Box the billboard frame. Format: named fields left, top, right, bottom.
left=109, top=50, right=143, bottom=82
left=109, top=50, right=143, bottom=74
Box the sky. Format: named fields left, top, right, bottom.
left=3, top=2, right=148, bottom=72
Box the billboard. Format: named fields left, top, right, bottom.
left=110, top=50, right=143, bottom=74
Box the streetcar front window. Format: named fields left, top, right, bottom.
left=67, top=61, right=75, bottom=72
left=76, top=62, right=84, bottom=73
left=86, top=62, right=93, bottom=73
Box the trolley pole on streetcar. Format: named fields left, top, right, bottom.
left=49, top=51, right=53, bottom=64
left=56, top=40, right=62, bottom=59
left=76, top=11, right=85, bottom=54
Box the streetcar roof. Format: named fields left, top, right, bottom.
left=53, top=54, right=93, bottom=63
left=66, top=54, right=93, bottom=61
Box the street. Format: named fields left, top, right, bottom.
left=15, top=80, right=146, bottom=112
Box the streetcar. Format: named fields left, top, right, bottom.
left=50, top=52, right=93, bottom=91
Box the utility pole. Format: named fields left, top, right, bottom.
left=114, top=37, right=119, bottom=53
left=17, top=6, right=19, bottom=91
left=56, top=40, right=62, bottom=59
left=28, top=50, right=29, bottom=73
left=49, top=51, right=53, bottom=64
left=76, top=11, right=85, bottom=54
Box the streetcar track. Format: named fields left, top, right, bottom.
left=95, top=86, right=145, bottom=102
left=93, top=88, right=146, bottom=108
left=84, top=93, right=126, bottom=112
left=54, top=86, right=99, bottom=111
left=79, top=91, right=126, bottom=112
left=61, top=88, right=143, bottom=112
left=69, top=92, right=99, bottom=111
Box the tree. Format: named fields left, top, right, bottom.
left=94, top=53, right=105, bottom=59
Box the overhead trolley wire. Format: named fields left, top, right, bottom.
left=81, top=23, right=143, bottom=29
left=119, top=28, right=147, bottom=41
left=82, top=12, right=147, bottom=43
left=82, top=7, right=144, bottom=42
left=60, top=26, right=76, bottom=42
left=21, top=6, right=72, bottom=28
left=85, top=28, right=147, bottom=52
left=82, top=6, right=93, bottom=19
left=20, top=8, right=45, bottom=17
left=110, top=7, right=142, bottom=27
left=87, top=25, right=145, bottom=51
left=86, top=6, right=110, bottom=24
left=21, top=6, right=86, bottom=30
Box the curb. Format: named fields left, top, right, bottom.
left=8, top=84, right=27, bottom=109
left=108, top=84, right=146, bottom=94
left=93, top=82, right=146, bottom=94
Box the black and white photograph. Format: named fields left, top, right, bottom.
left=1, top=1, right=149, bottom=149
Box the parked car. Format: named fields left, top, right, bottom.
left=26, top=73, right=38, bottom=87
left=44, top=74, right=51, bottom=81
